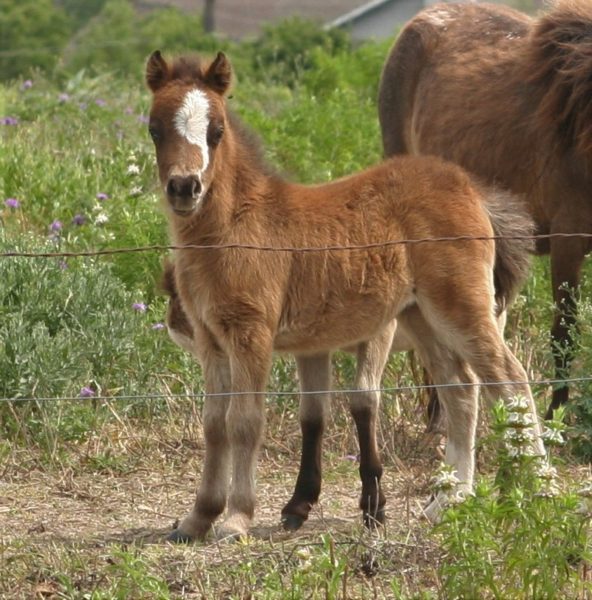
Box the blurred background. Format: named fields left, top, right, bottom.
left=1, top=0, right=544, bottom=82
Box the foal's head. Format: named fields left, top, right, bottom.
left=146, top=51, right=231, bottom=217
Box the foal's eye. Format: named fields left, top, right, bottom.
left=208, top=123, right=225, bottom=147
left=148, top=126, right=161, bottom=143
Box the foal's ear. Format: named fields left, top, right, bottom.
left=204, top=52, right=232, bottom=95
left=146, top=50, right=169, bottom=92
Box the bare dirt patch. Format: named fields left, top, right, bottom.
left=0, top=402, right=444, bottom=598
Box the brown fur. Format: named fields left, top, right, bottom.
left=147, top=50, right=544, bottom=542
left=378, top=0, right=592, bottom=418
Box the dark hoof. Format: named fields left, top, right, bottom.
left=363, top=508, right=385, bottom=529
left=166, top=528, right=194, bottom=544
left=281, top=513, right=305, bottom=531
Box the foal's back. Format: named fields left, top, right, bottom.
left=273, top=155, right=493, bottom=354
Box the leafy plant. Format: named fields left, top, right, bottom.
left=436, top=402, right=591, bottom=599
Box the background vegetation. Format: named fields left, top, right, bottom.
left=1, top=0, right=591, bottom=597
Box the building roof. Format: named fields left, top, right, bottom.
left=136, top=0, right=373, bottom=38
left=327, top=0, right=397, bottom=29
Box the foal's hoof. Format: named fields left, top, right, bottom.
left=281, top=513, right=305, bottom=532
left=166, top=528, right=195, bottom=544
left=363, top=508, right=385, bottom=530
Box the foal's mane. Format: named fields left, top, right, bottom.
left=526, top=0, right=592, bottom=155
left=168, top=55, right=208, bottom=85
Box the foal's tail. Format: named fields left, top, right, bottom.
left=481, top=186, right=534, bottom=314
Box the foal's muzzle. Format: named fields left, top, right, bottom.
left=166, top=175, right=202, bottom=215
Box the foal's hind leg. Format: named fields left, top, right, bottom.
left=397, top=308, right=479, bottom=522
left=281, top=353, right=331, bottom=531
left=349, top=321, right=397, bottom=528
left=416, top=291, right=545, bottom=461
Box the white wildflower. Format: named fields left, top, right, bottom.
left=541, top=427, right=565, bottom=447
left=127, top=164, right=140, bottom=175
left=504, top=427, right=535, bottom=446
left=129, top=185, right=143, bottom=197
left=431, top=464, right=460, bottom=492
left=535, top=482, right=560, bottom=499
left=506, top=395, right=530, bottom=413
left=94, top=213, right=109, bottom=225
left=536, top=464, right=558, bottom=481
left=507, top=411, right=534, bottom=429
left=578, top=481, right=592, bottom=498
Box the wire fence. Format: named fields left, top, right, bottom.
left=2, top=376, right=591, bottom=406
left=2, top=231, right=592, bottom=259
left=2, top=230, right=591, bottom=404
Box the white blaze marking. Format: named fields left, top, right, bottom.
left=174, top=89, right=210, bottom=172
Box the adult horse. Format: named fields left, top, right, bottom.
left=378, top=0, right=592, bottom=419
left=146, top=50, right=543, bottom=541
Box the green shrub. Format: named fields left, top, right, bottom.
left=436, top=403, right=591, bottom=599
left=0, top=0, right=72, bottom=81
left=60, top=0, right=227, bottom=79
left=0, top=230, right=198, bottom=443
left=249, top=17, right=351, bottom=86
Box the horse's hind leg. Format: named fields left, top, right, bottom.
left=547, top=234, right=587, bottom=418
left=397, top=308, right=479, bottom=522
left=281, top=353, right=331, bottom=531
left=349, top=321, right=397, bottom=528
left=417, top=291, right=545, bottom=460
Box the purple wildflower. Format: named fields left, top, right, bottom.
left=72, top=214, right=86, bottom=226
left=78, top=102, right=88, bottom=111
left=132, top=302, right=147, bottom=312
left=80, top=386, right=95, bottom=398
left=96, top=192, right=109, bottom=201
left=21, top=79, right=33, bottom=90
left=50, top=219, right=63, bottom=232
left=152, top=322, right=166, bottom=330
left=137, top=114, right=149, bottom=124
left=5, top=198, right=20, bottom=209
left=124, top=106, right=134, bottom=115
left=58, top=93, right=70, bottom=103
left=343, top=455, right=359, bottom=463
left=1, top=117, right=19, bottom=126
left=59, top=260, right=68, bottom=270
left=95, top=98, right=107, bottom=107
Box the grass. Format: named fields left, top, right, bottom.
left=1, top=43, right=592, bottom=598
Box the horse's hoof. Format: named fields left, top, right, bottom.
left=363, top=508, right=385, bottom=529
left=214, top=526, right=245, bottom=543
left=281, top=514, right=305, bottom=531
left=167, top=528, right=194, bottom=544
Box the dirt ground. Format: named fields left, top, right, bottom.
left=0, top=405, right=444, bottom=598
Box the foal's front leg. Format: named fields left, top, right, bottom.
left=169, top=326, right=232, bottom=543
left=281, top=353, right=331, bottom=531
left=216, top=335, right=273, bottom=540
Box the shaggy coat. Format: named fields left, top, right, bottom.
left=147, top=50, right=543, bottom=541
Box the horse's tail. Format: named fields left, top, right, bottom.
left=481, top=186, right=534, bottom=314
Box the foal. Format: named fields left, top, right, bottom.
left=147, top=50, right=543, bottom=541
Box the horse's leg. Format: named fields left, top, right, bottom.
left=169, top=324, right=231, bottom=543
left=547, top=234, right=587, bottom=418
left=217, top=332, right=273, bottom=540
left=349, top=321, right=397, bottom=528
left=397, top=308, right=478, bottom=522
left=416, top=295, right=545, bottom=459
left=281, top=353, right=331, bottom=531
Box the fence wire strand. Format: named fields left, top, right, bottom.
left=2, top=376, right=591, bottom=405
left=2, top=232, right=592, bottom=259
